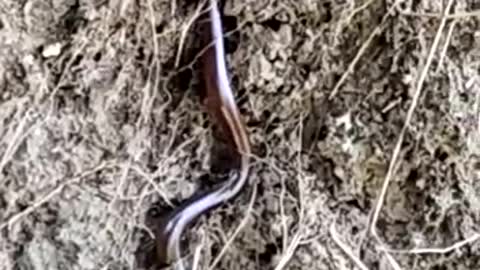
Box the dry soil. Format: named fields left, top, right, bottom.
left=0, top=1, right=480, bottom=270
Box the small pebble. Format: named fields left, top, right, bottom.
left=42, top=42, right=62, bottom=58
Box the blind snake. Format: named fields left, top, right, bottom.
left=154, top=0, right=251, bottom=268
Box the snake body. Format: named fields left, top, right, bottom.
left=155, top=0, right=251, bottom=268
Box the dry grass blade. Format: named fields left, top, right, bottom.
left=330, top=222, right=370, bottom=270
left=109, top=158, right=132, bottom=212
left=207, top=183, right=257, bottom=270
left=379, top=233, right=480, bottom=254
left=399, top=9, right=480, bottom=19
left=131, top=164, right=175, bottom=207
left=368, top=0, right=455, bottom=244
left=0, top=106, right=30, bottom=176
left=0, top=161, right=115, bottom=232
left=174, top=0, right=210, bottom=68
left=191, top=232, right=206, bottom=270
left=274, top=232, right=303, bottom=270
left=436, top=19, right=457, bottom=72
left=328, top=1, right=401, bottom=99
left=0, top=183, right=66, bottom=232
left=280, top=174, right=289, bottom=251
left=0, top=40, right=87, bottom=183
left=343, top=0, right=375, bottom=25
left=383, top=252, right=403, bottom=270
left=476, top=87, right=480, bottom=132
left=272, top=117, right=309, bottom=270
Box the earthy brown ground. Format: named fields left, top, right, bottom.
left=1, top=0, right=480, bottom=269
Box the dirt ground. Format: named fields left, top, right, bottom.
left=0, top=0, right=479, bottom=269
